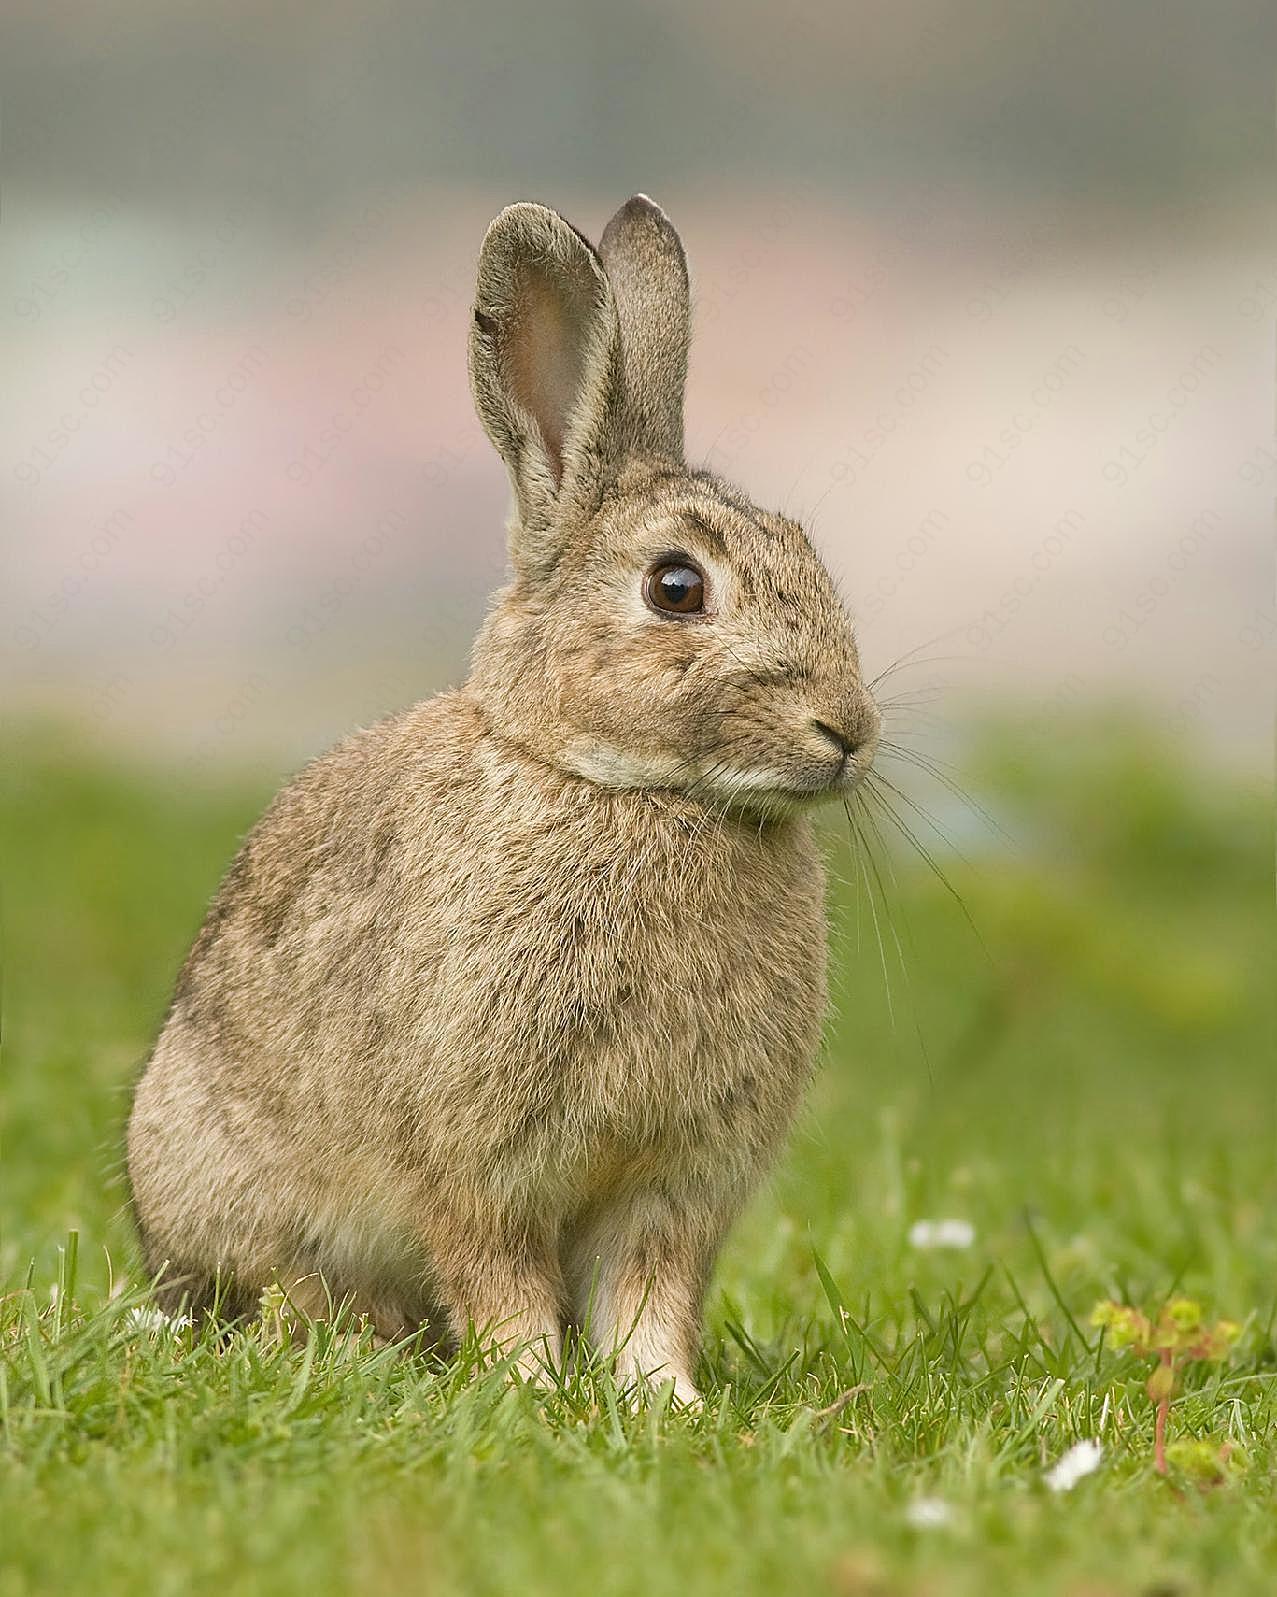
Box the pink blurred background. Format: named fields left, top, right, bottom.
left=7, top=1, right=1273, bottom=778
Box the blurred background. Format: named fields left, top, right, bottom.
left=3, top=2, right=1274, bottom=1274
left=4, top=18, right=1276, bottom=1590
left=5, top=0, right=1273, bottom=774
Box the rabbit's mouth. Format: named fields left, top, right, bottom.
left=705, top=705, right=882, bottom=813
left=558, top=730, right=875, bottom=817
left=712, top=748, right=875, bottom=814
left=707, top=704, right=880, bottom=811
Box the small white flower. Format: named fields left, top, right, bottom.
left=1043, top=1439, right=1103, bottom=1492
left=126, top=1306, right=192, bottom=1332
left=905, top=1497, right=953, bottom=1528
left=908, top=1218, right=975, bottom=1250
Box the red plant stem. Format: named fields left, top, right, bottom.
left=1153, top=1348, right=1172, bottom=1475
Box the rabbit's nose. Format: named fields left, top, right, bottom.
left=812, top=720, right=859, bottom=758
left=812, top=693, right=880, bottom=760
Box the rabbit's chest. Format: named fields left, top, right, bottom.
left=426, top=812, right=829, bottom=1188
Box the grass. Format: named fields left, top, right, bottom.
left=2, top=714, right=1274, bottom=1596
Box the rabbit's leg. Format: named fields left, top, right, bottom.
left=272, top=1272, right=420, bottom=1348
left=568, top=1191, right=722, bottom=1406
left=428, top=1215, right=565, bottom=1382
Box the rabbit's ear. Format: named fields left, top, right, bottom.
left=599, top=195, right=690, bottom=461
left=470, top=203, right=622, bottom=570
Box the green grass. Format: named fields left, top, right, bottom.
left=3, top=716, right=1274, bottom=1596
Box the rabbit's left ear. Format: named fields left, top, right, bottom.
left=600, top=195, right=690, bottom=462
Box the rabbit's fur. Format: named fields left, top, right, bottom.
left=127, top=197, right=880, bottom=1402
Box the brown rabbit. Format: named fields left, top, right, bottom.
left=127, top=196, right=880, bottom=1404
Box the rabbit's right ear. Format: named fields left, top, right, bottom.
left=469, top=204, right=622, bottom=575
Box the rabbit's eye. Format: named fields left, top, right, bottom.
left=645, top=562, right=705, bottom=616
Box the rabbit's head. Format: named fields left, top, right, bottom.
left=468, top=197, right=879, bottom=817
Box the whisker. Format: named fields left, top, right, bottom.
left=875, top=687, right=947, bottom=711
left=860, top=780, right=994, bottom=967
left=875, top=740, right=1012, bottom=846
left=864, top=769, right=971, bottom=867
left=872, top=712, right=946, bottom=736
left=843, top=801, right=894, bottom=1033
left=855, top=789, right=934, bottom=1081
left=720, top=639, right=775, bottom=695
left=866, top=630, right=971, bottom=694
left=802, top=470, right=845, bottom=525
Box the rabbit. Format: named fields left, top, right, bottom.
left=126, top=195, right=880, bottom=1405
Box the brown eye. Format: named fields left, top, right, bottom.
left=645, top=562, right=705, bottom=616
